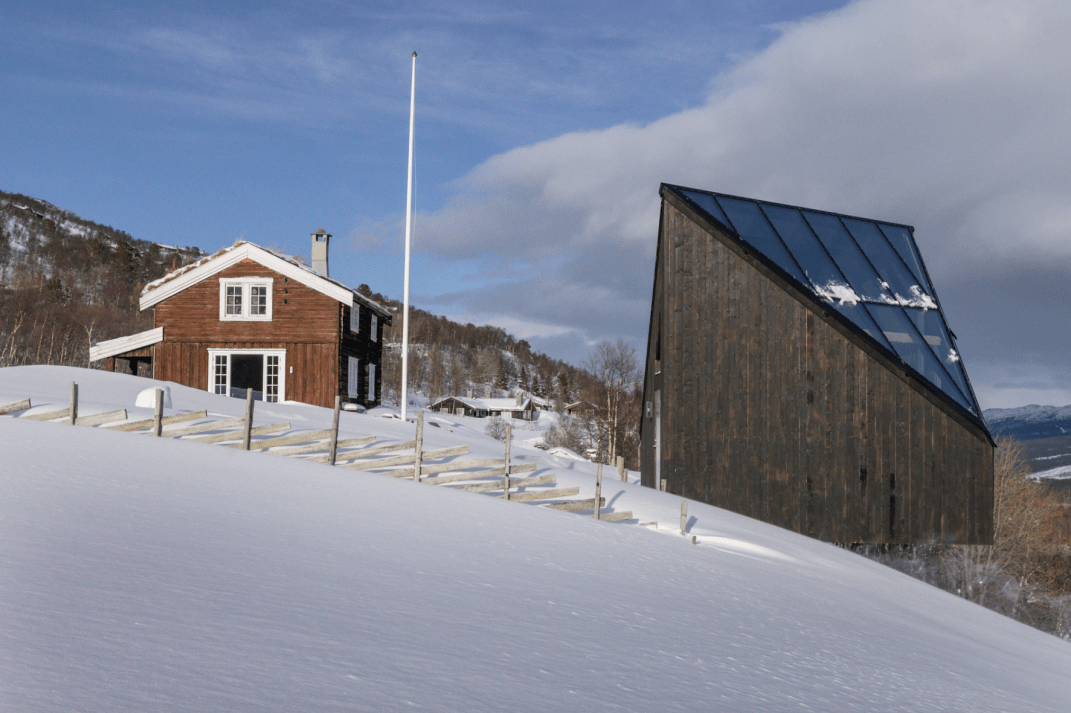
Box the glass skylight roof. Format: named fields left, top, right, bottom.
left=669, top=185, right=981, bottom=417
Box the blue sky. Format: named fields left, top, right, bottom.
left=4, top=0, right=1071, bottom=409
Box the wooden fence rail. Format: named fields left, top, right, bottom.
left=0, top=398, right=31, bottom=416
left=5, top=386, right=644, bottom=527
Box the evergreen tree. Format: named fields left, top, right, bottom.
left=494, top=355, right=510, bottom=391
left=557, top=370, right=572, bottom=405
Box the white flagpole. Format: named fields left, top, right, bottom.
left=401, top=51, right=417, bottom=421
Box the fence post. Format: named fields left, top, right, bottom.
left=660, top=478, right=667, bottom=492
left=242, top=390, right=254, bottom=450
left=69, top=382, right=78, bottom=425
left=153, top=388, right=163, bottom=437
left=328, top=395, right=341, bottom=466
left=412, top=410, right=424, bottom=481
left=594, top=463, right=602, bottom=520
left=680, top=500, right=687, bottom=536
left=616, top=455, right=625, bottom=482
left=502, top=421, right=512, bottom=499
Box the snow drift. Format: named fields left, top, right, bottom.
left=1, top=366, right=1070, bottom=711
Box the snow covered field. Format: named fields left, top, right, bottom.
left=2, top=366, right=1071, bottom=711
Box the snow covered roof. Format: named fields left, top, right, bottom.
left=432, top=396, right=533, bottom=412
left=139, top=241, right=391, bottom=320
left=88, top=327, right=164, bottom=363
left=664, top=184, right=982, bottom=418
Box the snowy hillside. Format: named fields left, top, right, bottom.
left=3, top=366, right=1071, bottom=711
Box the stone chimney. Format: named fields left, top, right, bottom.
left=516, top=394, right=523, bottom=406
left=311, top=228, right=331, bottom=277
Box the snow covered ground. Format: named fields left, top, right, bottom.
left=3, top=366, right=1071, bottom=711
left=1032, top=464, right=1071, bottom=481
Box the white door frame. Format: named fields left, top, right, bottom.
left=207, top=348, right=287, bottom=402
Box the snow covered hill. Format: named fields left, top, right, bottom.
left=984, top=403, right=1071, bottom=441
left=3, top=366, right=1071, bottom=711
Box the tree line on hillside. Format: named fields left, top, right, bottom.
left=354, top=284, right=644, bottom=470
left=0, top=191, right=201, bottom=369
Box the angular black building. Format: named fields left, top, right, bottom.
left=641, top=184, right=994, bottom=544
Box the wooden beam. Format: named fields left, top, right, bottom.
left=420, top=468, right=512, bottom=486
left=599, top=511, right=633, bottom=522
left=341, top=452, right=418, bottom=470
left=163, top=416, right=246, bottom=439
left=0, top=398, right=31, bottom=416
left=201, top=422, right=287, bottom=446
left=417, top=457, right=503, bottom=476
left=241, top=391, right=254, bottom=450
left=317, top=439, right=416, bottom=464
left=542, top=497, right=605, bottom=512
left=247, top=429, right=333, bottom=451
left=153, top=389, right=163, bottom=437
left=594, top=463, right=602, bottom=520
left=105, top=410, right=207, bottom=432
left=507, top=487, right=580, bottom=502
left=453, top=473, right=555, bottom=493
left=22, top=407, right=71, bottom=421
left=413, top=410, right=424, bottom=481
left=328, top=396, right=341, bottom=466
left=341, top=444, right=470, bottom=471
left=273, top=435, right=376, bottom=458
left=75, top=409, right=127, bottom=427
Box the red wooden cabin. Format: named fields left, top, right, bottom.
left=90, top=231, right=391, bottom=409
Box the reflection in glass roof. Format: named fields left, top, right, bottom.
left=672, top=185, right=981, bottom=417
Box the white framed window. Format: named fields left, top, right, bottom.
left=368, top=363, right=376, bottom=401
left=219, top=277, right=273, bottom=321
left=207, top=348, right=286, bottom=402
left=350, top=303, right=360, bottom=333
left=370, top=314, right=378, bottom=342
left=348, top=356, right=360, bottom=398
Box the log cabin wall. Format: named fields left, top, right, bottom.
left=152, top=260, right=341, bottom=408
left=339, top=303, right=385, bottom=407
left=642, top=196, right=994, bottom=545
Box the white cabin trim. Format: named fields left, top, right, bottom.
left=89, top=327, right=164, bottom=363
left=140, top=243, right=353, bottom=311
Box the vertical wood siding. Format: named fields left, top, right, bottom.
left=641, top=199, right=994, bottom=545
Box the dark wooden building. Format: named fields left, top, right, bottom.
left=90, top=233, right=392, bottom=409
left=641, top=184, right=995, bottom=545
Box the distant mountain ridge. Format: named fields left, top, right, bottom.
left=983, top=404, right=1071, bottom=441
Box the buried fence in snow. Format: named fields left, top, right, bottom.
left=1, top=384, right=648, bottom=526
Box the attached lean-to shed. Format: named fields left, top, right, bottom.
left=640, top=184, right=995, bottom=545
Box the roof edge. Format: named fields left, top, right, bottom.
left=661, top=188, right=994, bottom=447
left=89, top=327, right=164, bottom=362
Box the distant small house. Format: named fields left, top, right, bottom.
left=429, top=395, right=536, bottom=421
left=564, top=400, right=595, bottom=416
left=89, top=231, right=391, bottom=409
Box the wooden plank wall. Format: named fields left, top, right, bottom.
left=641, top=199, right=994, bottom=545
left=339, top=304, right=385, bottom=407
left=156, top=341, right=337, bottom=407
left=154, top=261, right=340, bottom=343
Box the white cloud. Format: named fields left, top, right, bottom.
left=414, top=0, right=1071, bottom=406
